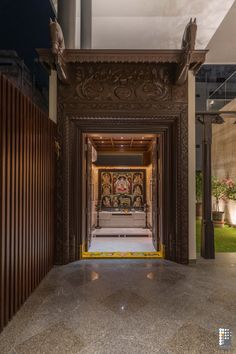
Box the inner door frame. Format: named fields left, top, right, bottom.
left=66, top=114, right=188, bottom=263
left=83, top=136, right=160, bottom=253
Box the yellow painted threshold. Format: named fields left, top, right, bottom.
left=82, top=251, right=163, bottom=259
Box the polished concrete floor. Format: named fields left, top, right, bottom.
left=89, top=236, right=155, bottom=252
left=1, top=253, right=236, bottom=354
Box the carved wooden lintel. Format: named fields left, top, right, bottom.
left=38, top=48, right=206, bottom=67
left=37, top=49, right=206, bottom=88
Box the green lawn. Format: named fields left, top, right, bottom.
left=196, top=220, right=236, bottom=252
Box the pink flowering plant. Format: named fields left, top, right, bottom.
left=212, top=177, right=228, bottom=212
left=224, top=178, right=236, bottom=202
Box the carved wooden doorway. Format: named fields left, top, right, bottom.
left=65, top=115, right=186, bottom=262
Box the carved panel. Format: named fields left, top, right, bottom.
left=56, top=61, right=189, bottom=265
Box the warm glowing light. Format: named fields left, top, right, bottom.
left=121, top=137, right=124, bottom=139
left=100, top=136, right=102, bottom=139
left=91, top=271, right=99, bottom=281
left=147, top=272, right=155, bottom=280
left=142, top=137, right=145, bottom=140
left=121, top=145, right=124, bottom=147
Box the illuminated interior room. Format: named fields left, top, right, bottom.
left=82, top=133, right=160, bottom=255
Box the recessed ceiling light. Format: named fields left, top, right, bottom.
left=121, top=137, right=124, bottom=139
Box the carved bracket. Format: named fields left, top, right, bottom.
left=196, top=113, right=225, bottom=125
left=176, top=18, right=197, bottom=86
left=49, top=18, right=68, bottom=84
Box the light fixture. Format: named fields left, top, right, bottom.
left=121, top=136, right=124, bottom=140
left=121, top=144, right=124, bottom=147
left=102, top=141, right=104, bottom=144
left=100, top=136, right=102, bottom=140
left=142, top=137, right=144, bottom=140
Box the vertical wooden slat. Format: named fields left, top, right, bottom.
left=42, top=113, right=45, bottom=277
left=0, top=76, right=7, bottom=329
left=36, top=109, right=40, bottom=286
left=10, top=85, right=16, bottom=319
left=22, top=96, right=26, bottom=304
left=5, top=80, right=11, bottom=324
left=28, top=100, right=32, bottom=294
left=31, top=104, right=36, bottom=291
left=14, top=88, right=20, bottom=311
left=18, top=90, right=23, bottom=307
left=39, top=110, right=42, bottom=278
left=9, top=86, right=15, bottom=317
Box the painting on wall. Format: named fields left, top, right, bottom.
left=99, top=169, right=146, bottom=210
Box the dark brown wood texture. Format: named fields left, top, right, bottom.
left=55, top=61, right=189, bottom=265
left=0, top=74, right=55, bottom=332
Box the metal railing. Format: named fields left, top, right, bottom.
left=207, top=70, right=236, bottom=111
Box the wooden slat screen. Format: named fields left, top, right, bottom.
left=0, top=74, right=55, bottom=331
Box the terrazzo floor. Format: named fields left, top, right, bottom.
left=89, top=236, right=155, bottom=252
left=1, top=253, right=236, bottom=353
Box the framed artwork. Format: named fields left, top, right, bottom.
left=98, top=169, right=146, bottom=210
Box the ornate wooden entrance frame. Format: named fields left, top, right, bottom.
left=66, top=114, right=187, bottom=264
left=38, top=19, right=207, bottom=265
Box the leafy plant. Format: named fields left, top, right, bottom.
left=212, top=177, right=228, bottom=212
left=225, top=179, right=236, bottom=201
left=196, top=171, right=202, bottom=203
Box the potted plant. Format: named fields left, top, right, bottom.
left=196, top=171, right=202, bottom=219
left=212, top=177, right=227, bottom=227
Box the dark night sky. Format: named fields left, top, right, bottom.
left=0, top=0, right=56, bottom=88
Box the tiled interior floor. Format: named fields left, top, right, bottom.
left=92, top=228, right=152, bottom=237
left=89, top=236, right=155, bottom=252
left=1, top=254, right=236, bottom=353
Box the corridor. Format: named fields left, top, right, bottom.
left=0, top=254, right=236, bottom=354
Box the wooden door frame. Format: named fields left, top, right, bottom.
left=65, top=114, right=188, bottom=263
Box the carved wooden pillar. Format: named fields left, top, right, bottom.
left=201, top=115, right=215, bottom=259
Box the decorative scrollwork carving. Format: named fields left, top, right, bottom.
left=71, top=63, right=172, bottom=103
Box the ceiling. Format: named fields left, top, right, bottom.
left=91, top=0, right=235, bottom=50
left=54, top=0, right=236, bottom=62
left=90, top=134, right=154, bottom=152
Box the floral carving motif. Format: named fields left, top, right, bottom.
left=72, top=63, right=172, bottom=103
